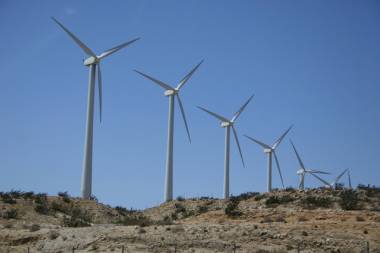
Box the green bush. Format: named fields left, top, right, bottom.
left=115, top=213, right=151, bottom=227
left=339, top=190, right=359, bottom=210
left=176, top=196, right=185, bottom=201
left=58, top=192, right=71, bottom=203
left=1, top=193, right=16, bottom=204
left=301, top=195, right=332, bottom=208
left=63, top=206, right=92, bottom=227
left=231, top=192, right=260, bottom=201
left=265, top=195, right=295, bottom=207
left=224, top=199, right=242, bottom=217
left=34, top=193, right=49, bottom=214
left=2, top=209, right=18, bottom=219
left=22, top=191, right=35, bottom=200
left=197, top=205, right=208, bottom=214
left=50, top=201, right=70, bottom=214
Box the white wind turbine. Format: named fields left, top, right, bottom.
left=52, top=17, right=139, bottom=199
left=198, top=95, right=254, bottom=199
left=290, top=140, right=330, bottom=190
left=244, top=125, right=293, bottom=192
left=134, top=61, right=203, bottom=202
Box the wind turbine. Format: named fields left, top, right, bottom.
left=134, top=60, right=203, bottom=202
left=198, top=95, right=254, bottom=199
left=52, top=17, right=140, bottom=199
left=290, top=140, right=330, bottom=190
left=244, top=125, right=293, bottom=192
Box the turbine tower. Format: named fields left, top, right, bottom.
left=134, top=61, right=203, bottom=202
left=244, top=125, right=293, bottom=192
left=290, top=140, right=330, bottom=190
left=198, top=95, right=253, bottom=199
left=347, top=169, right=352, bottom=189
left=52, top=17, right=140, bottom=199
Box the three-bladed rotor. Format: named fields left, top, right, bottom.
left=244, top=125, right=293, bottom=188
left=290, top=140, right=331, bottom=189
left=134, top=60, right=204, bottom=143
left=197, top=95, right=254, bottom=167
left=52, top=17, right=140, bottom=122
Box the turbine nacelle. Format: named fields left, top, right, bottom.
left=220, top=121, right=232, bottom=128
left=84, top=56, right=99, bottom=66
left=264, top=148, right=272, bottom=153
left=297, top=169, right=305, bottom=175
left=164, top=89, right=178, bottom=96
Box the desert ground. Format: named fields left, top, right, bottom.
left=1, top=187, right=379, bottom=253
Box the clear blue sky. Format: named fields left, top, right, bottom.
left=0, top=1, right=379, bottom=209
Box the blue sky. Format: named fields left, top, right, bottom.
left=0, top=0, right=379, bottom=209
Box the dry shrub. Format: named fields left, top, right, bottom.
left=297, top=216, right=308, bottom=222
left=356, top=216, right=366, bottom=222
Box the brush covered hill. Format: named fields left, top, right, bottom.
left=0, top=186, right=380, bottom=253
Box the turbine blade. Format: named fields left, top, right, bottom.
left=244, top=135, right=271, bottom=149
left=290, top=140, right=306, bottom=170
left=51, top=17, right=96, bottom=57
left=232, top=126, right=245, bottom=168
left=98, top=37, right=140, bottom=59
left=176, top=94, right=191, bottom=143
left=309, top=172, right=330, bottom=186
left=197, top=106, right=229, bottom=122
left=134, top=70, right=174, bottom=91
left=97, top=63, right=103, bottom=123
left=272, top=125, right=293, bottom=150
left=334, top=169, right=348, bottom=184
left=307, top=169, right=330, bottom=175
left=273, top=151, right=285, bottom=188
left=231, top=94, right=254, bottom=122
left=176, top=59, right=204, bottom=90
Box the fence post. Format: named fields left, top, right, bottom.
left=297, top=243, right=300, bottom=253
left=174, top=245, right=177, bottom=253
left=27, top=247, right=30, bottom=253
left=122, top=245, right=124, bottom=253
left=233, top=242, right=236, bottom=253
left=367, top=241, right=370, bottom=253
left=72, top=246, right=75, bottom=253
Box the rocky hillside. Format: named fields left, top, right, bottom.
left=0, top=186, right=379, bottom=253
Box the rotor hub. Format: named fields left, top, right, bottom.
left=84, top=56, right=98, bottom=66
left=264, top=148, right=272, bottom=153
left=297, top=169, right=304, bottom=175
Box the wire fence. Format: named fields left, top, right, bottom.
left=15, top=241, right=372, bottom=253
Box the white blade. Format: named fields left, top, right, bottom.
left=98, top=38, right=140, bottom=59
left=232, top=126, right=245, bottom=168
left=272, top=125, right=293, bottom=150
left=306, top=169, right=330, bottom=175
left=273, top=151, right=285, bottom=188
left=51, top=17, right=96, bottom=57
left=244, top=135, right=271, bottom=149
left=333, top=169, right=348, bottom=184
left=97, top=63, right=103, bottom=123
left=176, top=60, right=204, bottom=90
left=231, top=94, right=254, bottom=122
left=134, top=70, right=174, bottom=91
left=197, top=106, right=229, bottom=122
left=290, top=140, right=306, bottom=170
left=176, top=94, right=191, bottom=143
left=309, top=172, right=330, bottom=187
